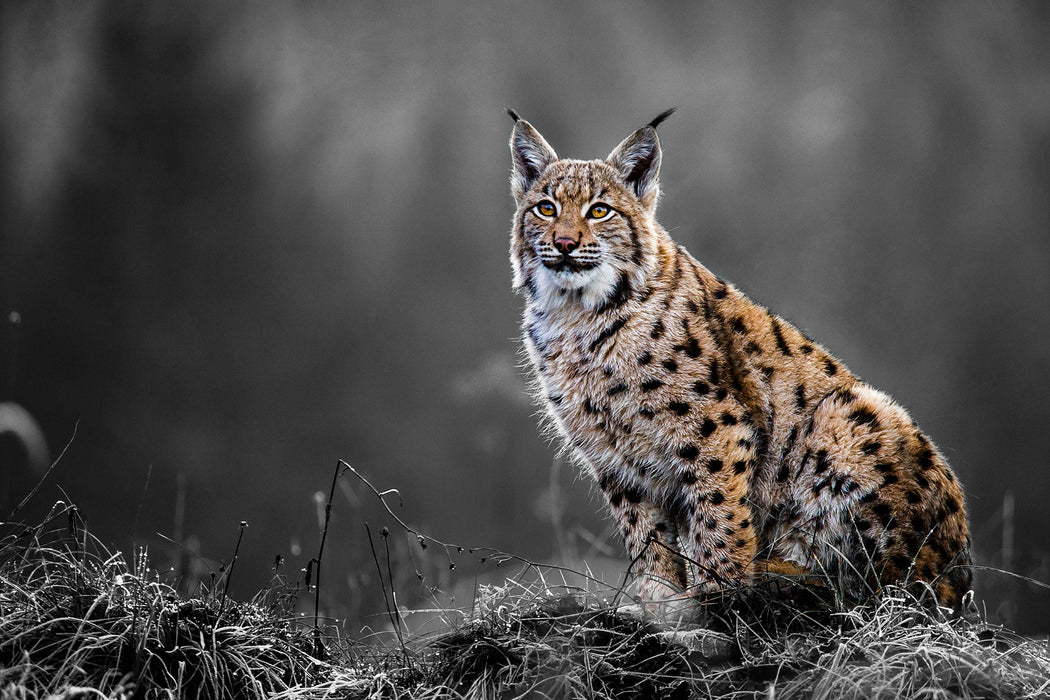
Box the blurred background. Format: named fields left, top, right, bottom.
left=2, top=1, right=1048, bottom=632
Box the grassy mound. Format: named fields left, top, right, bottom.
left=0, top=505, right=328, bottom=699
left=2, top=503, right=1048, bottom=699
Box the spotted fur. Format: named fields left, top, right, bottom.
left=507, top=111, right=972, bottom=608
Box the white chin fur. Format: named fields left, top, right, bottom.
left=536, top=262, right=621, bottom=310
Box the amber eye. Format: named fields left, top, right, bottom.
left=588, top=203, right=612, bottom=219
left=535, top=201, right=557, bottom=217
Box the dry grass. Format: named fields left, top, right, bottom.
left=2, top=498, right=1049, bottom=699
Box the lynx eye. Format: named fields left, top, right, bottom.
left=587, top=203, right=612, bottom=220
left=535, top=200, right=557, bottom=217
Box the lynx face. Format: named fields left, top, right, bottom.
left=508, top=114, right=669, bottom=311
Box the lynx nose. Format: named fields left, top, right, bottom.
left=553, top=237, right=580, bottom=255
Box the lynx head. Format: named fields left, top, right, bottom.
left=508, top=109, right=675, bottom=311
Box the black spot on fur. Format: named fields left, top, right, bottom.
left=686, top=299, right=699, bottom=314
left=946, top=496, right=961, bottom=514
left=715, top=388, right=728, bottom=401
left=713, top=281, right=728, bottom=299
left=745, top=341, right=762, bottom=354
left=650, top=319, right=665, bottom=339
left=662, top=358, right=678, bottom=372
left=596, top=272, right=633, bottom=313
left=916, top=447, right=935, bottom=470
left=795, top=385, right=806, bottom=410
left=861, top=441, right=882, bottom=455
left=905, top=490, right=921, bottom=504
left=525, top=322, right=546, bottom=353
left=639, top=407, right=656, bottom=419
left=731, top=318, right=747, bottom=334
left=680, top=470, right=697, bottom=485
left=584, top=399, right=598, bottom=414
left=873, top=462, right=894, bottom=473
left=833, top=387, right=855, bottom=404
left=813, top=450, right=831, bottom=473
left=675, top=336, right=702, bottom=358
left=849, top=406, right=880, bottom=429
left=678, top=444, right=699, bottom=460
left=708, top=358, right=720, bottom=384
left=770, top=316, right=792, bottom=356
left=707, top=459, right=723, bottom=473
left=800, top=344, right=814, bottom=354
left=823, top=358, right=838, bottom=376
left=638, top=351, right=653, bottom=365
left=794, top=449, right=812, bottom=479
left=668, top=401, right=690, bottom=416
left=709, top=491, right=725, bottom=505
left=589, top=317, right=628, bottom=353
left=641, top=379, right=663, bottom=393
left=915, top=473, right=929, bottom=489
left=881, top=474, right=899, bottom=486
left=720, top=412, right=737, bottom=426
left=607, top=383, right=628, bottom=396
left=782, top=426, right=799, bottom=458
left=625, top=486, right=644, bottom=504
left=692, top=380, right=710, bottom=396
left=700, top=418, right=717, bottom=438
left=775, top=464, right=790, bottom=482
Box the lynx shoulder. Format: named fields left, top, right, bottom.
left=506, top=109, right=971, bottom=608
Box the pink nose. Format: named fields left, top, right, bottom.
left=553, top=237, right=579, bottom=255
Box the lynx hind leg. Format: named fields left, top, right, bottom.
left=785, top=383, right=971, bottom=605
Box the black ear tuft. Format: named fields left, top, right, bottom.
left=510, top=118, right=558, bottom=204
left=506, top=108, right=521, bottom=122
left=647, top=107, right=677, bottom=130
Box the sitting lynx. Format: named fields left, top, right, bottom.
left=507, top=108, right=971, bottom=609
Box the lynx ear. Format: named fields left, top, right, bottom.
left=607, top=109, right=674, bottom=210
left=509, top=113, right=557, bottom=204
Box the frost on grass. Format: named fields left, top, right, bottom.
left=0, top=503, right=329, bottom=699
left=2, top=501, right=1049, bottom=700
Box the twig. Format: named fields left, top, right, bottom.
left=338, top=460, right=627, bottom=596
left=366, top=523, right=409, bottom=663
left=8, top=420, right=78, bottom=521
left=218, top=520, right=248, bottom=621
left=310, top=460, right=350, bottom=658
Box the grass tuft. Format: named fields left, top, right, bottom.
left=0, top=503, right=329, bottom=699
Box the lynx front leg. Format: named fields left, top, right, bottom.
left=602, top=485, right=686, bottom=602
left=675, top=480, right=758, bottom=593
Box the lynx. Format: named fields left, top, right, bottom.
left=507, top=108, right=972, bottom=609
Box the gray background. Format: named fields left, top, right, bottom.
left=3, top=2, right=1048, bottom=631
